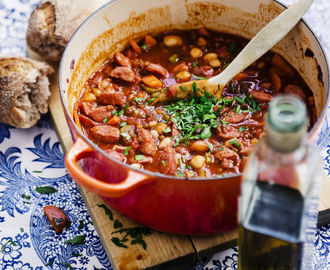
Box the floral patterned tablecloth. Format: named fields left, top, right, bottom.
left=1, top=0, right=330, bottom=269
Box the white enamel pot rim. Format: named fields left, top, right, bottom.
left=59, top=0, right=330, bottom=182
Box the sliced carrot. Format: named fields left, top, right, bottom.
left=129, top=40, right=141, bottom=54
left=145, top=35, right=157, bottom=46
left=141, top=74, right=163, bottom=88
left=198, top=27, right=210, bottom=36
left=73, top=108, right=82, bottom=132
left=233, top=72, right=246, bottom=82
left=271, top=54, right=294, bottom=75
left=271, top=72, right=281, bottom=92
left=107, top=116, right=120, bottom=125
left=43, top=205, right=68, bottom=233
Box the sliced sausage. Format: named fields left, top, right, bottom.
left=216, top=125, right=242, bottom=139
left=114, top=52, right=131, bottom=67
left=90, top=125, right=120, bottom=143
left=139, top=128, right=157, bottom=155
left=155, top=146, right=178, bottom=175
left=214, top=147, right=238, bottom=161
left=78, top=115, right=96, bottom=129
left=250, top=90, right=274, bottom=103
left=222, top=110, right=248, bottom=124
left=146, top=63, right=169, bottom=77
left=200, top=66, right=213, bottom=76
left=98, top=92, right=126, bottom=106
left=104, top=149, right=126, bottom=162
left=221, top=158, right=233, bottom=168
left=80, top=102, right=95, bottom=116
left=284, top=85, right=306, bottom=100
left=110, top=67, right=136, bottom=83
left=89, top=106, right=114, bottom=122
left=239, top=145, right=254, bottom=156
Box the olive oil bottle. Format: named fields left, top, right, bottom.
left=238, top=96, right=323, bottom=270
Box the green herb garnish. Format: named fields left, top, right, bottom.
left=124, top=146, right=132, bottom=155
left=120, top=133, right=131, bottom=140
left=179, top=86, right=187, bottom=91
left=192, top=62, right=199, bottom=68
left=120, top=122, right=127, bottom=127
left=97, top=204, right=113, bottom=221
left=66, top=220, right=72, bottom=230
left=111, top=237, right=128, bottom=248
left=229, top=138, right=241, bottom=147
left=114, top=219, right=123, bottom=229
left=227, top=41, right=236, bottom=52
left=169, top=54, right=178, bottom=63
left=1, top=240, right=17, bottom=253
left=118, top=103, right=129, bottom=116
left=192, top=74, right=207, bottom=80
left=162, top=161, right=167, bottom=166
left=78, top=220, right=84, bottom=230
left=238, top=126, right=246, bottom=132
left=103, top=116, right=108, bottom=123
left=141, top=45, right=148, bottom=50
left=35, top=186, right=57, bottom=194
left=62, top=262, right=73, bottom=270
left=64, top=235, right=86, bottom=244
left=21, top=194, right=31, bottom=200
left=207, top=143, right=213, bottom=153
left=162, top=127, right=171, bottom=133
left=72, top=252, right=82, bottom=257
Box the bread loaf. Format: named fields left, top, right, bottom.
left=26, top=0, right=108, bottom=61
left=0, top=56, right=54, bottom=128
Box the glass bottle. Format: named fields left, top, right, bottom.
left=238, top=95, right=323, bottom=270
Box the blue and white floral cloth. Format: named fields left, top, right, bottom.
left=1, top=0, right=330, bottom=269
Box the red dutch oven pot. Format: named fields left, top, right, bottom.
left=60, top=0, right=330, bottom=235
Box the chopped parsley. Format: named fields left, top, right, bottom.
left=78, top=220, right=84, bottom=230
left=97, top=204, right=113, bottom=221
left=134, top=98, right=144, bottom=104
left=120, top=122, right=127, bottom=127
left=120, top=133, right=131, bottom=140
left=229, top=138, right=241, bottom=147
left=221, top=119, right=229, bottom=125
left=162, top=161, right=167, bottom=166
left=179, top=86, right=187, bottom=91
left=118, top=103, right=129, bottom=115
left=176, top=171, right=185, bottom=177
left=103, top=116, right=108, bottom=123
left=192, top=62, right=199, bottom=68
left=140, top=44, right=148, bottom=50
left=162, top=127, right=171, bottom=133
left=218, top=147, right=224, bottom=151
left=169, top=54, right=178, bottom=63
left=230, top=83, right=235, bottom=92
left=112, top=226, right=151, bottom=250
left=1, top=240, right=17, bottom=252
left=72, top=252, right=82, bottom=257
left=21, top=194, right=31, bottom=200
left=124, top=146, right=132, bottom=155
left=238, top=126, right=247, bottom=132
left=192, top=74, right=207, bottom=80
left=114, top=219, right=123, bottom=229
left=35, top=186, right=57, bottom=194
left=207, top=143, right=213, bottom=153
left=227, top=41, right=236, bottom=52
left=64, top=235, right=86, bottom=244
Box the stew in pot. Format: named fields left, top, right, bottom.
left=74, top=28, right=316, bottom=178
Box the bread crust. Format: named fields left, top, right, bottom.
left=0, top=56, right=54, bottom=128
left=26, top=0, right=108, bottom=61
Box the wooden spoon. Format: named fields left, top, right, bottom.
left=151, top=0, right=314, bottom=105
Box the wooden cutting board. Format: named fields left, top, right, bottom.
left=33, top=51, right=330, bottom=269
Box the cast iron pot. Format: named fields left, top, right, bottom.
left=60, top=0, right=330, bottom=235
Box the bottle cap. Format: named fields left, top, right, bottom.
left=266, top=95, right=308, bottom=152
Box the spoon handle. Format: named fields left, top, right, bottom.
left=208, top=0, right=314, bottom=88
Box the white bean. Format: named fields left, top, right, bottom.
left=83, top=93, right=96, bottom=102
left=203, top=53, right=218, bottom=62
left=176, top=71, right=191, bottom=82
left=164, top=35, right=183, bottom=47
left=92, top=87, right=101, bottom=97
left=191, top=141, right=209, bottom=152
left=150, top=130, right=159, bottom=138
left=197, top=37, right=207, bottom=47
left=190, top=155, right=205, bottom=169
left=190, top=47, right=203, bottom=58
left=158, top=137, right=172, bottom=149
left=209, top=59, right=221, bottom=68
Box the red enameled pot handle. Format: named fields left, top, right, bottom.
left=65, top=136, right=151, bottom=198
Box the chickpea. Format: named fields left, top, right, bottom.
left=176, top=71, right=192, bottom=82
left=131, top=163, right=142, bottom=169
left=150, top=130, right=159, bottom=138
left=136, top=91, right=147, bottom=99
left=191, top=141, right=209, bottom=152
left=82, top=92, right=96, bottom=102
left=190, top=47, right=203, bottom=58
left=197, top=37, right=207, bottom=47
left=203, top=53, right=218, bottom=62
left=190, top=155, right=206, bottom=169
left=92, top=87, right=101, bottom=97
left=159, top=135, right=165, bottom=140
left=209, top=59, right=221, bottom=68
left=153, top=123, right=168, bottom=135
left=98, top=78, right=111, bottom=89
left=158, top=137, right=172, bottom=149
left=163, top=35, right=183, bottom=47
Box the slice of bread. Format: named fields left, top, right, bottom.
left=26, top=0, right=108, bottom=61
left=0, top=56, right=54, bottom=128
